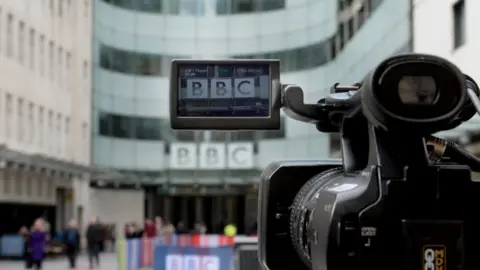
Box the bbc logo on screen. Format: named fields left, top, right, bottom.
left=185, top=78, right=255, bottom=99
left=166, top=254, right=220, bottom=270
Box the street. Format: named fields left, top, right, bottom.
left=0, top=253, right=117, bottom=270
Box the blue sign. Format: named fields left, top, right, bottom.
left=0, top=235, right=24, bottom=257
left=153, top=246, right=233, bottom=270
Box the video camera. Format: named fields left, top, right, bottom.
left=169, top=54, right=480, bottom=270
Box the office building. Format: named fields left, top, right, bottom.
left=92, top=0, right=412, bottom=232
left=0, top=1, right=92, bottom=234
left=414, top=0, right=480, bottom=146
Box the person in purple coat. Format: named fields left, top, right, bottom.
left=28, top=219, right=47, bottom=270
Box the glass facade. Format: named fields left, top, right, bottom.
left=97, top=1, right=374, bottom=75
left=101, top=0, right=286, bottom=15
left=93, top=0, right=412, bottom=174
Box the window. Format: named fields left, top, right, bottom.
left=338, top=0, right=345, bottom=11
left=48, top=110, right=53, bottom=151
left=39, top=35, right=45, bottom=76
left=17, top=98, right=24, bottom=142
left=65, top=117, right=70, bottom=155
left=98, top=112, right=110, bottom=135
left=58, top=0, right=63, bottom=16
left=357, top=5, right=365, bottom=28
left=338, top=23, right=345, bottom=50
left=98, top=112, right=163, bottom=140
left=83, top=60, right=88, bottom=80
left=29, top=29, right=35, bottom=70
left=453, top=0, right=466, bottom=49
left=49, top=41, right=54, bottom=80
left=38, top=107, right=44, bottom=147
left=66, top=52, right=71, bottom=85
left=6, top=14, right=13, bottom=57
left=84, top=0, right=89, bottom=17
left=56, top=114, right=62, bottom=153
left=111, top=114, right=132, bottom=138
left=18, top=21, right=25, bottom=63
left=134, top=117, right=162, bottom=140
left=28, top=103, right=34, bottom=144
left=58, top=47, right=63, bottom=86
left=348, top=18, right=356, bottom=40
left=98, top=44, right=166, bottom=76
left=5, top=94, right=12, bottom=139
left=233, top=0, right=255, bottom=13
left=82, top=122, right=88, bottom=139
left=82, top=122, right=88, bottom=159
left=258, top=0, right=285, bottom=11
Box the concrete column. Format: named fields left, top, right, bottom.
left=163, top=197, right=171, bottom=222
left=195, top=197, right=203, bottom=222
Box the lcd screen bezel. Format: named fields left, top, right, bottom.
left=170, top=59, right=281, bottom=130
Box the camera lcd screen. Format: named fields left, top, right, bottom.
left=177, top=63, right=271, bottom=117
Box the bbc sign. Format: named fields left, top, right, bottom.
left=169, top=142, right=254, bottom=169
left=185, top=78, right=255, bottom=99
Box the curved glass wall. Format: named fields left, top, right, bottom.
left=93, top=0, right=412, bottom=172
left=101, top=0, right=286, bottom=15
left=96, top=1, right=377, bottom=76
left=97, top=111, right=286, bottom=141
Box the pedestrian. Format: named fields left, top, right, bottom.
left=176, top=221, right=187, bottom=234
left=19, top=226, right=32, bottom=269
left=154, top=216, right=163, bottom=236
left=86, top=216, right=102, bottom=269
left=64, top=219, right=80, bottom=269
left=28, top=219, right=47, bottom=270
left=143, top=218, right=156, bottom=238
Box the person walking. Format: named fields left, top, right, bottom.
left=28, top=219, right=47, bottom=270
left=64, top=219, right=80, bottom=269
left=86, top=216, right=103, bottom=269
left=19, top=226, right=31, bottom=269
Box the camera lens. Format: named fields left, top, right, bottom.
left=289, top=167, right=343, bottom=267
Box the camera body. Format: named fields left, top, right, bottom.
left=169, top=54, right=480, bottom=270
left=257, top=54, right=480, bottom=270
left=258, top=148, right=480, bottom=270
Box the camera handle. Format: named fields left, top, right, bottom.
left=281, top=84, right=323, bottom=123
left=281, top=84, right=360, bottom=132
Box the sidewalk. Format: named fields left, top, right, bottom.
left=0, top=253, right=117, bottom=270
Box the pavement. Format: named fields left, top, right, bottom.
left=0, top=253, right=117, bottom=270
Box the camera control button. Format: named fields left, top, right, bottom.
left=340, top=218, right=358, bottom=259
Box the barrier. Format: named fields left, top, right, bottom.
left=0, top=235, right=24, bottom=257
left=154, top=246, right=233, bottom=270
left=118, top=235, right=235, bottom=270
